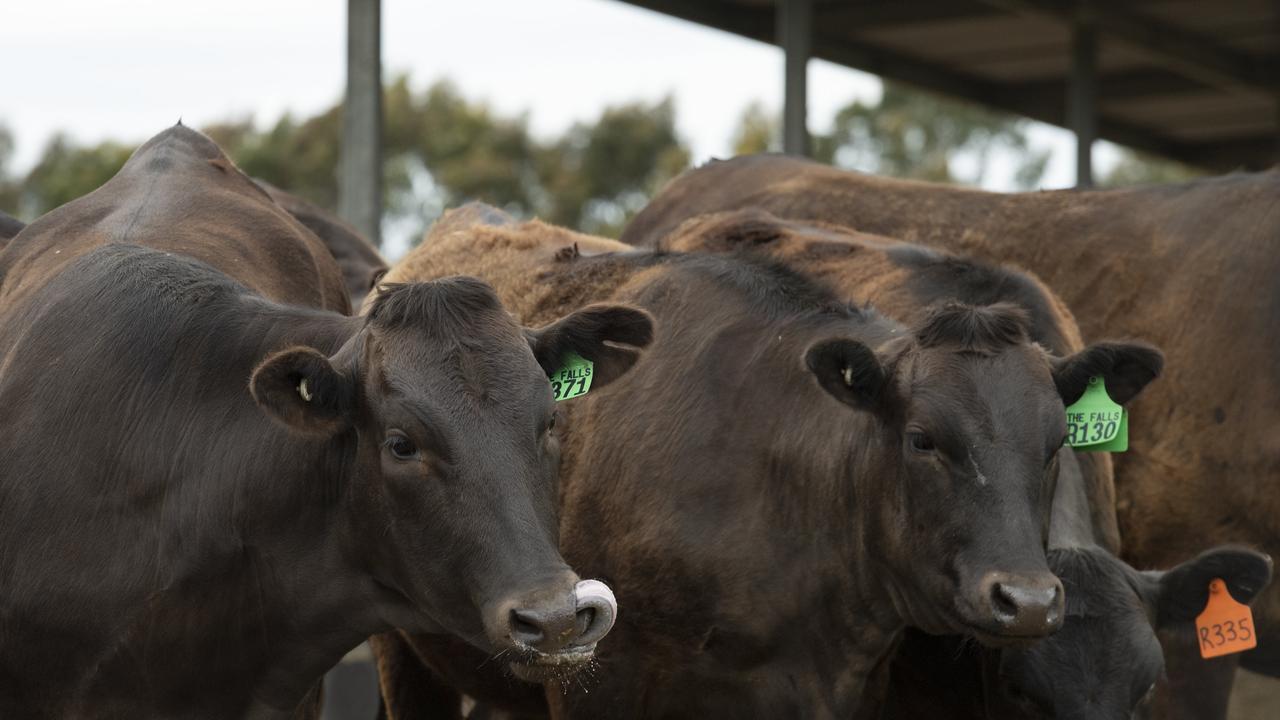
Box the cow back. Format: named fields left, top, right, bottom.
left=0, top=124, right=350, bottom=314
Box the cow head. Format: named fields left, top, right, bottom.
left=249, top=276, right=653, bottom=676
left=805, top=302, right=1163, bottom=642
left=985, top=546, right=1272, bottom=720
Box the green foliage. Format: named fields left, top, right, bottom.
left=16, top=134, right=134, bottom=216
left=542, top=98, right=690, bottom=235
left=390, top=78, right=541, bottom=212
left=0, top=77, right=1207, bottom=239
left=0, top=76, right=691, bottom=244
left=0, top=126, right=19, bottom=214
left=1099, top=148, right=1202, bottom=188
left=206, top=107, right=344, bottom=210
left=815, top=81, right=1051, bottom=189
left=731, top=102, right=779, bottom=156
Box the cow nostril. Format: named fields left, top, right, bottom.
left=991, top=583, right=1019, bottom=625
left=510, top=609, right=545, bottom=646
left=572, top=579, right=618, bottom=647
left=575, top=606, right=596, bottom=637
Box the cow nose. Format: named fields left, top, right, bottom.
left=509, top=604, right=579, bottom=653
left=507, top=580, right=617, bottom=653
left=979, top=572, right=1064, bottom=636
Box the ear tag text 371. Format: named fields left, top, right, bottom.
left=1065, top=376, right=1127, bottom=452
left=552, top=353, right=593, bottom=402
left=1196, top=578, right=1256, bottom=659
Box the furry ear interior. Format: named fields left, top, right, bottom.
left=804, top=337, right=886, bottom=410
left=250, top=346, right=354, bottom=436
left=1051, top=341, right=1164, bottom=405
left=1149, top=546, right=1273, bottom=627
left=527, top=304, right=655, bottom=391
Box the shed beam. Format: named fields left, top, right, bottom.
left=338, top=0, right=383, bottom=247
left=1179, top=134, right=1280, bottom=171
left=1012, top=70, right=1211, bottom=108
left=614, top=0, right=1262, bottom=173
left=979, top=0, right=1274, bottom=96
left=618, top=0, right=1174, bottom=160
left=808, top=28, right=1180, bottom=164
left=816, top=2, right=1001, bottom=29
left=778, top=0, right=811, bottom=156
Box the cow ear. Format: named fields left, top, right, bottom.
left=1051, top=341, right=1164, bottom=405
left=527, top=304, right=655, bottom=391
left=805, top=337, right=886, bottom=410
left=250, top=347, right=355, bottom=437
left=1147, top=546, right=1273, bottom=627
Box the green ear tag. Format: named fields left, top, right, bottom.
left=1091, top=410, right=1128, bottom=453
left=1064, top=376, right=1127, bottom=451
left=551, top=353, right=593, bottom=402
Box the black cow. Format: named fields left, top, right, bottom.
left=653, top=209, right=1272, bottom=720
left=0, top=129, right=653, bottom=718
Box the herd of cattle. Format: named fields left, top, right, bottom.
left=0, top=124, right=1275, bottom=720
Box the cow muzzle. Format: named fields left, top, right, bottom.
left=962, top=571, right=1064, bottom=641
left=503, top=579, right=618, bottom=682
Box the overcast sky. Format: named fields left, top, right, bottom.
left=2, top=0, right=1102, bottom=197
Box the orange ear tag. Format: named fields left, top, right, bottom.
left=1196, top=578, right=1257, bottom=659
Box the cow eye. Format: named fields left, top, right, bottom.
left=385, top=433, right=419, bottom=461
left=907, top=431, right=935, bottom=453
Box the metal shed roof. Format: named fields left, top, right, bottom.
left=616, top=0, right=1279, bottom=172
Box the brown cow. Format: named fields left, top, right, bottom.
left=0, top=124, right=349, bottom=314
left=623, top=154, right=1280, bottom=718
left=659, top=209, right=1271, bottom=720
left=0, top=128, right=652, bottom=718
left=255, top=179, right=388, bottom=312
left=372, top=203, right=1162, bottom=719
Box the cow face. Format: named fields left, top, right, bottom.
left=805, top=302, right=1162, bottom=643
left=250, top=277, right=653, bottom=674
left=986, top=546, right=1272, bottom=720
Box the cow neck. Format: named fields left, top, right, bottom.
left=147, top=297, right=379, bottom=714
left=846, top=447, right=915, bottom=683
left=751, top=397, right=905, bottom=716
left=737, top=315, right=911, bottom=705
left=213, top=300, right=391, bottom=707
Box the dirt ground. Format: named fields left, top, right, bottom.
left=1228, top=670, right=1280, bottom=719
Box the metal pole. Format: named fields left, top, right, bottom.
left=778, top=0, right=811, bottom=156
left=1068, top=15, right=1097, bottom=188
left=339, top=0, right=383, bottom=246
left=327, top=9, right=383, bottom=718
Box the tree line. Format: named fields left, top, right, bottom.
left=0, top=75, right=1198, bottom=246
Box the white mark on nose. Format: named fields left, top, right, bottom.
left=970, top=456, right=988, bottom=486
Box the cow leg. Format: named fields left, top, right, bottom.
left=1151, top=627, right=1238, bottom=720
left=369, top=631, right=463, bottom=720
